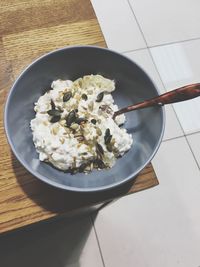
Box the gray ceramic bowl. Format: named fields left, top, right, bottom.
left=4, top=46, right=165, bottom=192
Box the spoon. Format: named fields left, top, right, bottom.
left=113, top=83, right=200, bottom=118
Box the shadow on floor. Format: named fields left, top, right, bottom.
left=0, top=216, right=93, bottom=267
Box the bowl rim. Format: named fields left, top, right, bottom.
left=4, top=45, right=165, bottom=192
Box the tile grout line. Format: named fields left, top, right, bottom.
left=90, top=214, right=106, bottom=267
left=162, top=132, right=200, bottom=143
left=122, top=47, right=148, bottom=54
left=184, top=131, right=200, bottom=137
left=127, top=0, right=148, bottom=48
left=162, top=135, right=185, bottom=143
left=126, top=0, right=169, bottom=94
left=121, top=35, right=200, bottom=55
left=185, top=136, right=200, bottom=170
left=148, top=36, right=200, bottom=49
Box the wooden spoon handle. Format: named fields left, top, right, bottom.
left=114, top=83, right=200, bottom=117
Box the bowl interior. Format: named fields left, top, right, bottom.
left=5, top=46, right=164, bottom=191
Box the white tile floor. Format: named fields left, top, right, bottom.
left=90, top=0, right=200, bottom=266
left=2, top=1, right=200, bottom=267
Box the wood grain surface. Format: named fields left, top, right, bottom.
left=0, top=0, right=159, bottom=234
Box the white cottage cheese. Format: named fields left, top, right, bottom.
left=30, top=75, right=133, bottom=173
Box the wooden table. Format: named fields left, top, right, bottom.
left=0, top=0, right=159, bottom=234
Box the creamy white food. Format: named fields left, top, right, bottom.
left=30, top=75, right=133, bottom=173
